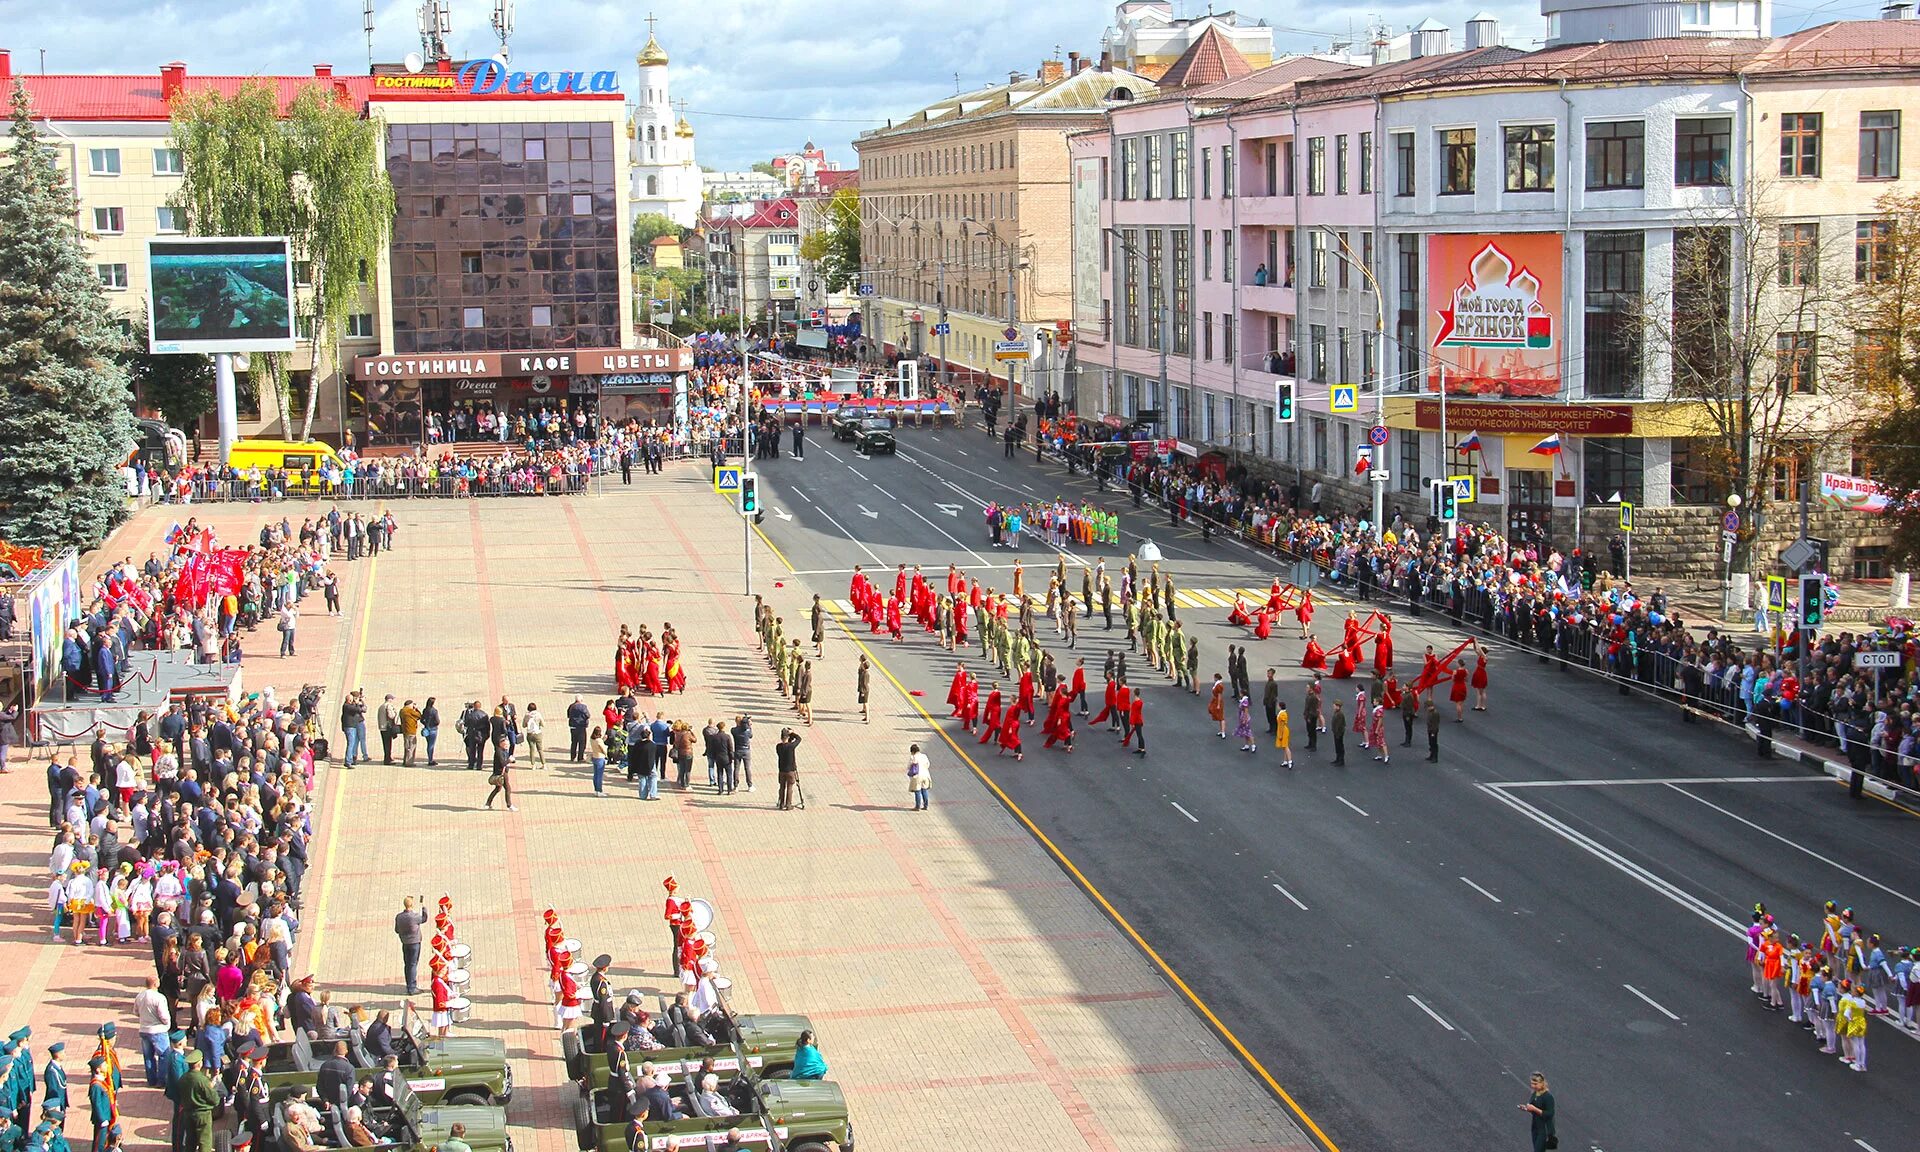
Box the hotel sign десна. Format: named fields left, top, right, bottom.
left=373, top=61, right=620, bottom=96
left=353, top=347, right=691, bottom=380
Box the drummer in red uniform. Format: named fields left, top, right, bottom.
left=662, top=878, right=684, bottom=974
left=428, top=958, right=453, bottom=1038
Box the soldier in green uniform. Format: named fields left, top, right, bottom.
left=175, top=1051, right=218, bottom=1152
left=44, top=1107, right=72, bottom=1152
left=38, top=1047, right=63, bottom=1132
left=0, top=1112, right=23, bottom=1152
left=1186, top=635, right=1200, bottom=695
left=86, top=1060, right=113, bottom=1152
left=11, top=1027, right=34, bottom=1132
left=1, top=1043, right=17, bottom=1134
left=1164, top=573, right=1178, bottom=623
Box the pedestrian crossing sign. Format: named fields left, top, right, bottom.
left=1330, top=384, right=1358, bottom=413
left=713, top=466, right=742, bottom=494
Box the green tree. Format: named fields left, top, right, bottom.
left=0, top=83, right=138, bottom=550
left=751, top=160, right=779, bottom=178
left=169, top=81, right=393, bottom=440
left=123, top=306, right=216, bottom=429
left=798, top=187, right=861, bottom=293
left=631, top=212, right=682, bottom=267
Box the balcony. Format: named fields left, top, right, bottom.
left=1240, top=279, right=1295, bottom=314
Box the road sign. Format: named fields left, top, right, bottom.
left=1766, top=574, right=1787, bottom=613
left=1448, top=474, right=1476, bottom=504
left=1355, top=446, right=1374, bottom=470
left=712, top=465, right=742, bottom=494
left=930, top=322, right=951, bottom=336
left=1330, top=384, right=1358, bottom=413
left=1619, top=501, right=1635, bottom=532
left=1368, top=468, right=1391, bottom=482
left=857, top=283, right=876, bottom=297
left=1367, top=424, right=1389, bottom=446
left=1857, top=650, right=1902, bottom=669
left=993, top=340, right=1031, bottom=362
left=1778, top=538, right=1819, bottom=572
left=1003, top=325, right=1019, bottom=340
left=1722, top=510, right=1740, bottom=532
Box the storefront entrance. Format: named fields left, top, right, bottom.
left=422, top=378, right=596, bottom=444
left=1506, top=468, right=1554, bottom=544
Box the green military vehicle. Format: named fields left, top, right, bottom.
left=573, top=1054, right=853, bottom=1152
left=829, top=406, right=866, bottom=441
left=230, top=1074, right=512, bottom=1152
left=257, top=1012, right=512, bottom=1106
left=851, top=418, right=896, bottom=456
left=566, top=1011, right=815, bottom=1087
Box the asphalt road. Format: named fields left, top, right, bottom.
left=743, top=421, right=1920, bottom=1152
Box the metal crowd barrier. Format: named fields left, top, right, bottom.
left=154, top=465, right=610, bottom=503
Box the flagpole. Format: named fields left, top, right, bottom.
left=1439, top=365, right=1453, bottom=541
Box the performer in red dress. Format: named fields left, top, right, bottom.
left=977, top=684, right=1004, bottom=744
left=997, top=700, right=1025, bottom=760
left=894, top=563, right=908, bottom=606
left=664, top=632, right=687, bottom=693
left=849, top=565, right=867, bottom=610
left=1301, top=636, right=1328, bottom=671
left=1016, top=668, right=1037, bottom=723
left=1470, top=641, right=1489, bottom=711
left=1042, top=685, right=1075, bottom=751
left=947, top=665, right=969, bottom=716
left=947, top=564, right=964, bottom=598
left=429, top=957, right=454, bottom=1037
left=1296, top=589, right=1315, bottom=638
left=1266, top=579, right=1287, bottom=613
left=1254, top=606, right=1274, bottom=641
left=1450, top=664, right=1470, bottom=721
left=955, top=604, right=970, bottom=646
left=1069, top=659, right=1089, bottom=715
left=1373, top=617, right=1394, bottom=679
left=614, top=626, right=637, bottom=694
left=959, top=673, right=980, bottom=732
left=1091, top=679, right=1120, bottom=727
left=1418, top=646, right=1441, bottom=701
left=1228, top=594, right=1253, bottom=627
left=886, top=595, right=904, bottom=641
left=643, top=641, right=664, bottom=695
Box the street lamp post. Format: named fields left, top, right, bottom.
left=1319, top=225, right=1386, bottom=535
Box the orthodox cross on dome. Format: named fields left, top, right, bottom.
left=645, top=11, right=658, bottom=36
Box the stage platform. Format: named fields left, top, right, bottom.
left=28, top=650, right=241, bottom=746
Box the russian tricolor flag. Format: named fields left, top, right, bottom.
left=1457, top=431, right=1482, bottom=453
left=1529, top=432, right=1564, bottom=456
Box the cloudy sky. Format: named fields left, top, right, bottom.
left=6, top=0, right=1893, bottom=169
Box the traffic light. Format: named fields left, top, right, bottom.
left=739, top=474, right=758, bottom=516
left=1432, top=479, right=1458, bottom=522
left=1799, top=572, right=1825, bottom=629
left=1275, top=380, right=1296, bottom=423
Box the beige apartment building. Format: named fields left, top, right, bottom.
left=855, top=54, right=1153, bottom=402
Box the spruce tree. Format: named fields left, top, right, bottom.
left=0, top=81, right=138, bottom=551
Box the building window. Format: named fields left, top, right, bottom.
left=96, top=263, right=128, bottom=290
left=1119, top=229, right=1140, bottom=346
left=1171, top=132, right=1190, bottom=199
left=1396, top=233, right=1420, bottom=388
left=1770, top=445, right=1813, bottom=502
left=1672, top=227, right=1731, bottom=390
left=155, top=206, right=182, bottom=233
left=1585, top=120, right=1644, bottom=190
left=88, top=148, right=120, bottom=176
left=572, top=192, right=593, bottom=215
left=294, top=261, right=313, bottom=287
left=1582, top=438, right=1645, bottom=505
left=1776, top=331, right=1817, bottom=394
left=1857, top=219, right=1892, bottom=283
left=1337, top=233, right=1352, bottom=289
left=1398, top=432, right=1420, bottom=492
left=1778, top=222, right=1818, bottom=287
left=1222, top=312, right=1234, bottom=367
left=1145, top=230, right=1164, bottom=351
left=1674, top=117, right=1732, bottom=186
left=152, top=147, right=183, bottom=175
left=1202, top=229, right=1213, bottom=280
left=1221, top=229, right=1233, bottom=281
left=1306, top=137, right=1326, bottom=195
left=1504, top=125, right=1554, bottom=192
left=1393, top=132, right=1415, bottom=196
left=91, top=207, right=124, bottom=234
left=1359, top=132, right=1374, bottom=194
left=1145, top=135, right=1162, bottom=200
left=1853, top=545, right=1890, bottom=580
left=1335, top=135, right=1349, bottom=195
left=1223, top=145, right=1234, bottom=197
left=1201, top=147, right=1212, bottom=198
left=1202, top=311, right=1214, bottom=360
left=1440, top=129, right=1475, bottom=195
left=1860, top=111, right=1900, bottom=181
left=1171, top=230, right=1191, bottom=354
left=462, top=307, right=484, bottom=328
left=1668, top=438, right=1729, bottom=505
left=459, top=251, right=483, bottom=275
left=1118, top=137, right=1139, bottom=200
left=346, top=313, right=374, bottom=338
left=1309, top=324, right=1327, bottom=382
left=1779, top=112, right=1821, bottom=178
left=1307, top=230, right=1328, bottom=288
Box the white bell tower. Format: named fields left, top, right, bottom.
left=628, top=13, right=699, bottom=229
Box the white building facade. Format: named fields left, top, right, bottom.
left=627, top=31, right=701, bottom=228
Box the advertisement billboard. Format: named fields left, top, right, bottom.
left=147, top=237, right=297, bottom=354
left=27, top=551, right=80, bottom=700
left=1817, top=471, right=1893, bottom=513
left=1071, top=157, right=1104, bottom=334
left=1428, top=233, right=1561, bottom=398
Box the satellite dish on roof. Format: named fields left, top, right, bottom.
left=403, top=51, right=425, bottom=73
left=491, top=49, right=509, bottom=67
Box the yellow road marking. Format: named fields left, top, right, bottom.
left=304, top=544, right=381, bottom=976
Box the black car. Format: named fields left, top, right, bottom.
left=853, top=418, right=896, bottom=455
left=829, top=407, right=865, bottom=441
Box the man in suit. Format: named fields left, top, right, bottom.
left=567, top=698, right=590, bottom=762
left=314, top=1043, right=355, bottom=1114
left=636, top=1075, right=677, bottom=1122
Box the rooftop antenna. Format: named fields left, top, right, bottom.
left=953, top=71, right=961, bottom=94
left=491, top=0, right=515, bottom=61
left=417, top=0, right=451, bottom=62
left=363, top=0, right=376, bottom=69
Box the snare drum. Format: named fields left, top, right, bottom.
left=447, top=968, right=472, bottom=993
left=567, top=960, right=588, bottom=980
left=447, top=942, right=472, bottom=971
left=711, top=976, right=733, bottom=993
left=559, top=936, right=581, bottom=956
left=448, top=996, right=473, bottom=1023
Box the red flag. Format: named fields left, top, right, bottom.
left=1410, top=639, right=1474, bottom=695
left=1354, top=453, right=1370, bottom=475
